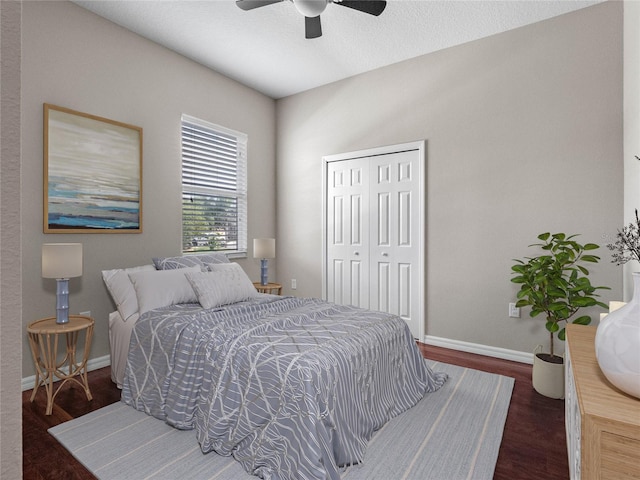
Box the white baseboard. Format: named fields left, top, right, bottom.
left=22, top=354, right=111, bottom=392
left=423, top=335, right=534, bottom=365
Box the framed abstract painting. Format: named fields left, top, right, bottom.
left=44, top=104, right=143, bottom=233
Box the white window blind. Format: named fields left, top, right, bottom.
left=181, top=115, right=247, bottom=255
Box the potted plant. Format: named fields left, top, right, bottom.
left=511, top=232, right=609, bottom=398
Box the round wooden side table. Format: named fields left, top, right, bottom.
left=253, top=282, right=283, bottom=295
left=27, top=315, right=94, bottom=415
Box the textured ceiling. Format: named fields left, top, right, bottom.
left=73, top=0, right=603, bottom=99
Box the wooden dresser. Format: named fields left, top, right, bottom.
left=565, top=324, right=640, bottom=480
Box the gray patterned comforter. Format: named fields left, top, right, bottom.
left=122, top=296, right=447, bottom=480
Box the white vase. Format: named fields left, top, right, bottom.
left=595, top=272, right=640, bottom=399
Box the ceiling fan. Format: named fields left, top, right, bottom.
left=235, top=0, right=387, bottom=39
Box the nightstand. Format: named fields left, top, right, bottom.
left=253, top=282, right=283, bottom=295
left=27, top=315, right=94, bottom=415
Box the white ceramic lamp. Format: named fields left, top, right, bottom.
left=42, top=243, right=83, bottom=324
left=253, top=238, right=275, bottom=286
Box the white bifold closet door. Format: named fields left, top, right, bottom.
left=324, top=142, right=424, bottom=340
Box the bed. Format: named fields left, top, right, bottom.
left=104, top=254, right=447, bottom=480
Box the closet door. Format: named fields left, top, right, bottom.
left=369, top=150, right=421, bottom=334
left=325, top=158, right=370, bottom=308
left=323, top=142, right=424, bottom=340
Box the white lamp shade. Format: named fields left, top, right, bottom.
left=42, top=243, right=83, bottom=278
left=253, top=238, right=276, bottom=259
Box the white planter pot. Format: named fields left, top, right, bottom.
left=532, top=345, right=565, bottom=399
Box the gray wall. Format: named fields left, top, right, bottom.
left=1, top=1, right=23, bottom=477
left=21, top=1, right=277, bottom=378
left=275, top=1, right=624, bottom=355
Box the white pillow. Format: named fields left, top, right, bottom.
left=102, top=264, right=156, bottom=322
left=205, top=262, right=243, bottom=272
left=186, top=264, right=258, bottom=309
left=128, top=266, right=201, bottom=315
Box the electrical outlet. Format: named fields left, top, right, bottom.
left=508, top=303, right=520, bottom=318
left=291, top=279, right=297, bottom=290
left=80, top=310, right=91, bottom=318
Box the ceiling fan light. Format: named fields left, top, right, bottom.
left=293, top=0, right=328, bottom=17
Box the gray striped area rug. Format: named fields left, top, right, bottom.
left=49, top=362, right=513, bottom=480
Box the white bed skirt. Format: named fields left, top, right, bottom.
left=108, top=310, right=138, bottom=388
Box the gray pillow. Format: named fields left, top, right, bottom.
left=128, top=266, right=201, bottom=315
left=186, top=264, right=258, bottom=309
left=153, top=253, right=229, bottom=270
left=102, top=264, right=156, bottom=321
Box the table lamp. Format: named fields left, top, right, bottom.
left=42, top=243, right=83, bottom=324
left=253, top=238, right=275, bottom=286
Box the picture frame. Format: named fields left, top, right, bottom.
left=44, top=104, right=143, bottom=233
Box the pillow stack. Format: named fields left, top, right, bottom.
left=102, top=253, right=261, bottom=319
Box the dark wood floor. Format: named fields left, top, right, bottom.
left=23, top=343, right=568, bottom=479
left=417, top=343, right=569, bottom=480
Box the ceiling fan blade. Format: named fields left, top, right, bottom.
left=305, top=16, right=322, bottom=39
left=335, top=0, right=386, bottom=16
left=235, top=0, right=284, bottom=11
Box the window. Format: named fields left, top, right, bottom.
left=181, top=115, right=247, bottom=256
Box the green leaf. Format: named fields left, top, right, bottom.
left=583, top=243, right=600, bottom=251
left=556, top=252, right=570, bottom=265
left=581, top=255, right=601, bottom=263
left=546, top=320, right=560, bottom=333
left=572, top=297, right=597, bottom=307
left=547, top=302, right=566, bottom=311
left=572, top=315, right=591, bottom=326
left=558, top=328, right=566, bottom=341
left=571, top=278, right=588, bottom=289
left=534, top=273, right=548, bottom=284
left=538, top=232, right=551, bottom=241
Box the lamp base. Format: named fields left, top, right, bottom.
left=55, top=278, right=70, bottom=324
left=260, top=259, right=269, bottom=286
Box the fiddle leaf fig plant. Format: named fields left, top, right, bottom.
left=511, top=233, right=609, bottom=360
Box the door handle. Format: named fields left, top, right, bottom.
left=382, top=252, right=388, bottom=257
left=354, top=251, right=360, bottom=256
